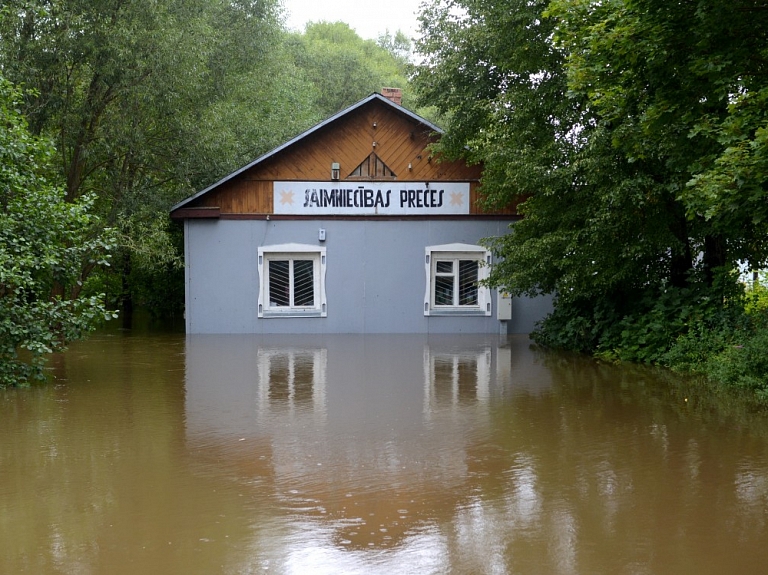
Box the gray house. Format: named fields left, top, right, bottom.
left=170, top=92, right=552, bottom=334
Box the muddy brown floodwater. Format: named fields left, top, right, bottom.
left=1, top=330, right=768, bottom=574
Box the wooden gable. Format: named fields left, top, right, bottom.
left=172, top=94, right=518, bottom=218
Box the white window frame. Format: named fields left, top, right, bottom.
left=424, top=243, right=491, bottom=316
left=258, top=243, right=327, bottom=318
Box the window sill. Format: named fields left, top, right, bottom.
left=426, top=309, right=490, bottom=317
left=261, top=310, right=325, bottom=318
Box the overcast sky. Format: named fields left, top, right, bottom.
left=281, top=0, right=423, bottom=41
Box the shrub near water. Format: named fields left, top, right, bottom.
left=691, top=283, right=768, bottom=400
left=660, top=282, right=768, bottom=401
left=704, top=328, right=768, bottom=400
left=534, top=277, right=768, bottom=402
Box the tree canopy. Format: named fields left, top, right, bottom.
left=285, top=21, right=414, bottom=118
left=413, top=0, right=768, bottom=375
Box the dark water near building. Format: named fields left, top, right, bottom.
left=2, top=330, right=768, bottom=574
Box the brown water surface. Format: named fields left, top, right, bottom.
left=2, top=330, right=768, bottom=574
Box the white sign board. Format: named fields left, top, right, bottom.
left=273, top=181, right=471, bottom=215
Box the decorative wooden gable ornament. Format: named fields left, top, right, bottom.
left=349, top=153, right=396, bottom=179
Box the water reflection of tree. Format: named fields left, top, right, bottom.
left=459, top=346, right=768, bottom=574
left=1, top=333, right=260, bottom=575
left=536, top=348, right=768, bottom=435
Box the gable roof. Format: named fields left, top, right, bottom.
left=170, top=93, right=443, bottom=213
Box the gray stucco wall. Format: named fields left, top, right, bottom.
left=183, top=218, right=553, bottom=334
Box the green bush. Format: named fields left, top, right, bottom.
left=744, top=275, right=768, bottom=318
left=704, top=325, right=768, bottom=400
left=533, top=273, right=768, bottom=401
left=662, top=323, right=732, bottom=373
left=537, top=280, right=743, bottom=364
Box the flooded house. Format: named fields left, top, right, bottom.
left=170, top=90, right=552, bottom=334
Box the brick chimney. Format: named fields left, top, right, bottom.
left=381, top=87, right=403, bottom=106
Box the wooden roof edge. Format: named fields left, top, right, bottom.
left=170, top=93, right=444, bottom=214
left=170, top=206, right=220, bottom=220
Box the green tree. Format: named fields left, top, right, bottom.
left=542, top=0, right=768, bottom=358
left=0, top=76, right=115, bottom=386
left=286, top=21, right=414, bottom=117
left=377, top=29, right=413, bottom=66
left=0, top=0, right=317, bottom=319
left=413, top=0, right=768, bottom=362
left=549, top=0, right=768, bottom=278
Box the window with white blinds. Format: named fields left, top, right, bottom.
left=424, top=244, right=491, bottom=316
left=258, top=244, right=326, bottom=317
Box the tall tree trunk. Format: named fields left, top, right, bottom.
left=703, top=234, right=727, bottom=289
left=669, top=209, right=693, bottom=289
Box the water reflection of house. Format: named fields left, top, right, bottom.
left=184, top=334, right=552, bottom=557
left=256, top=348, right=327, bottom=422
left=171, top=91, right=552, bottom=335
